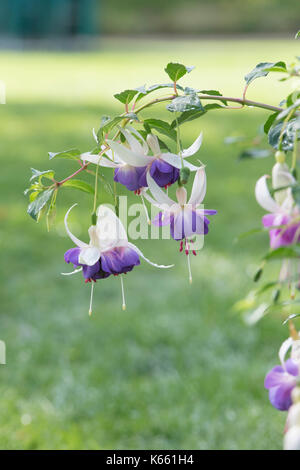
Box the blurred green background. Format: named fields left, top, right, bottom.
left=1, top=0, right=300, bottom=452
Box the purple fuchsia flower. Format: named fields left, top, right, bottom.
left=265, top=335, right=300, bottom=411
left=63, top=204, right=173, bottom=314
left=81, top=127, right=201, bottom=192
left=143, top=167, right=217, bottom=283
left=255, top=173, right=300, bottom=249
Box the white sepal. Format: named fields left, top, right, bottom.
left=279, top=337, right=293, bottom=366
left=255, top=175, right=279, bottom=213
left=188, top=167, right=207, bottom=206
left=61, top=267, right=83, bottom=276
left=64, top=204, right=88, bottom=249
left=146, top=173, right=174, bottom=207
left=128, top=242, right=174, bottom=269
left=182, top=132, right=203, bottom=157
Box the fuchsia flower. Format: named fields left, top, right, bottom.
left=265, top=336, right=300, bottom=411
left=144, top=167, right=216, bottom=241
left=63, top=204, right=173, bottom=313
left=81, top=127, right=201, bottom=192
left=255, top=173, right=300, bottom=249
left=143, top=167, right=217, bottom=282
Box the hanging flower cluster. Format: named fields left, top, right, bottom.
left=61, top=125, right=216, bottom=313
left=25, top=63, right=222, bottom=313
left=25, top=53, right=300, bottom=448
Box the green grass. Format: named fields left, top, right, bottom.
left=1, top=38, right=299, bottom=449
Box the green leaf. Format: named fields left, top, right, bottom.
left=171, top=108, right=206, bottom=127
left=239, top=148, right=272, bottom=160
left=27, top=188, right=54, bottom=221
left=264, top=112, right=279, bottom=134
left=203, top=103, right=224, bottom=111
left=114, top=89, right=139, bottom=105
left=143, top=118, right=177, bottom=141
left=165, top=62, right=194, bottom=82
left=135, top=83, right=184, bottom=103
left=276, top=98, right=300, bottom=120
left=48, top=149, right=80, bottom=161
left=97, top=116, right=124, bottom=142
left=295, top=30, right=300, bottom=39
left=124, top=112, right=139, bottom=121
left=244, top=61, right=287, bottom=85
left=199, top=89, right=227, bottom=105
left=63, top=179, right=95, bottom=195
left=268, top=118, right=300, bottom=151
left=166, top=93, right=203, bottom=113
left=263, top=245, right=300, bottom=261
left=30, top=168, right=55, bottom=182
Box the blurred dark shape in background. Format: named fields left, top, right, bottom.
left=0, top=0, right=100, bottom=39
left=0, top=0, right=299, bottom=43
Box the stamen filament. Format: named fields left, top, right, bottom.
left=120, top=275, right=126, bottom=311
left=89, top=282, right=94, bottom=316
left=187, top=251, right=192, bottom=284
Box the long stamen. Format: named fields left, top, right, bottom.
left=187, top=251, right=192, bottom=284
left=89, top=282, right=94, bottom=316
left=140, top=193, right=151, bottom=225
left=120, top=275, right=126, bottom=311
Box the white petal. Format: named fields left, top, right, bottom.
left=121, top=128, right=145, bottom=155
left=146, top=172, right=174, bottom=207
left=96, top=204, right=128, bottom=252
left=160, top=152, right=183, bottom=169
left=64, top=204, right=88, bottom=249
left=255, top=175, right=279, bottom=213
left=126, top=125, right=149, bottom=153
left=78, top=246, right=101, bottom=266
left=81, top=153, right=120, bottom=168
left=161, top=152, right=199, bottom=171
left=176, top=187, right=187, bottom=205
left=279, top=337, right=293, bottom=366
left=182, top=132, right=203, bottom=157
left=128, top=242, right=174, bottom=269
left=61, top=267, right=82, bottom=276
left=107, top=140, right=153, bottom=166
left=188, top=167, right=207, bottom=206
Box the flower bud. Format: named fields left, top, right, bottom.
left=180, top=167, right=191, bottom=185
left=272, top=162, right=292, bottom=205
left=146, top=134, right=160, bottom=155
left=176, top=186, right=187, bottom=206
left=284, top=426, right=300, bottom=450
left=275, top=150, right=286, bottom=164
